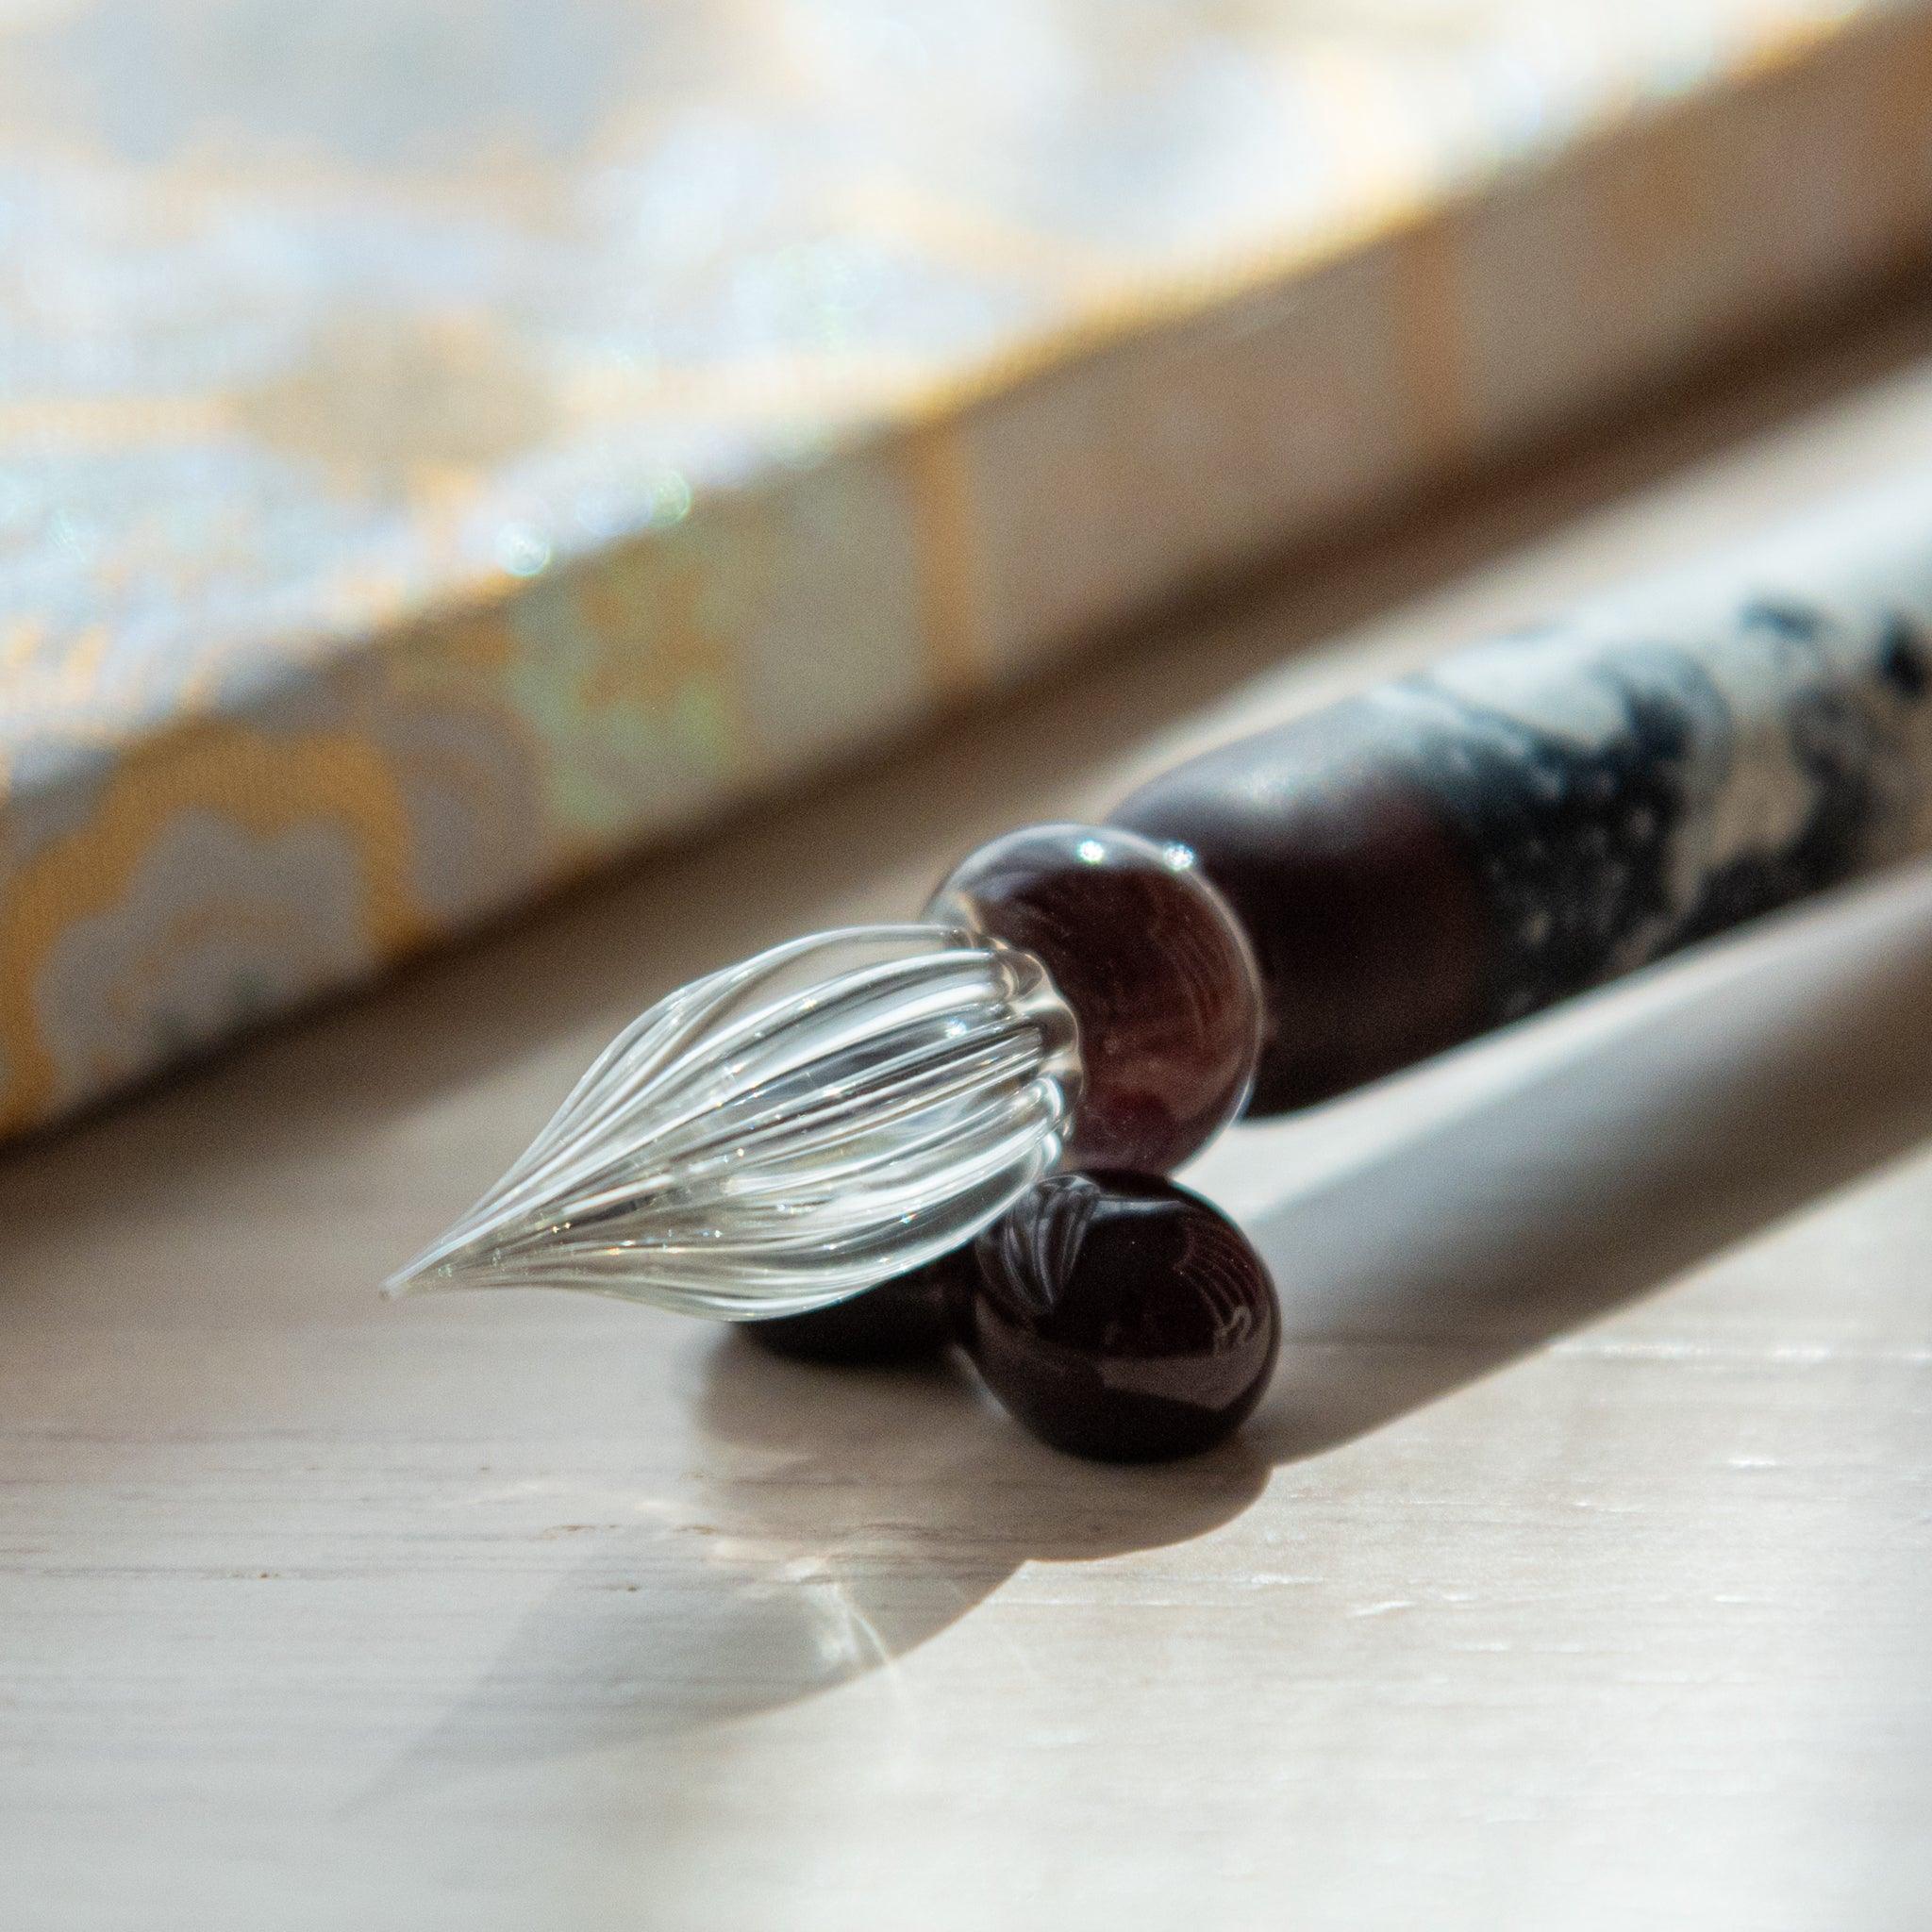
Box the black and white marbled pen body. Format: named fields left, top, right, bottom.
left=1117, top=486, right=1932, bottom=1113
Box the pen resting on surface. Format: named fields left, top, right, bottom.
left=391, top=481, right=1932, bottom=1319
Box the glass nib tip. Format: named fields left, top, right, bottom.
left=381, top=924, right=1080, bottom=1322
left=380, top=1254, right=458, bottom=1299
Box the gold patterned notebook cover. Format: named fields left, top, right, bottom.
left=3, top=0, right=1929, bottom=1135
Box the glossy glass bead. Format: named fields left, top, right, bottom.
left=956, top=1171, right=1280, bottom=1462
left=749, top=1251, right=970, bottom=1365
left=927, top=824, right=1261, bottom=1174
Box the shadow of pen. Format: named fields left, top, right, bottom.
left=392, top=1352, right=1265, bottom=1773
left=424, top=863, right=1932, bottom=1763
left=1244, top=861, right=1932, bottom=1462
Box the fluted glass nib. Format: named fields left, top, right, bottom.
left=385, top=924, right=1080, bottom=1319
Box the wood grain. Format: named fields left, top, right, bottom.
left=6, top=303, right=1932, bottom=1930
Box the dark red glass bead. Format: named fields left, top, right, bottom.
left=957, top=1171, right=1279, bottom=1462
left=927, top=824, right=1261, bottom=1174
left=749, top=1251, right=971, bottom=1365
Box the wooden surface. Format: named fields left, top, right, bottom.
left=8, top=301, right=1932, bottom=1931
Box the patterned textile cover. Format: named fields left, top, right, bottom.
left=3, top=0, right=1930, bottom=1135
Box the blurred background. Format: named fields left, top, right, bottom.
left=2, top=0, right=1928, bottom=1124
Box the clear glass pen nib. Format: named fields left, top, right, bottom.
left=384, top=924, right=1081, bottom=1320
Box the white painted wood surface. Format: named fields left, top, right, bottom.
left=6, top=308, right=1932, bottom=1929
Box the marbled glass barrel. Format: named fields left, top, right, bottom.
left=1116, top=491, right=1932, bottom=1112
